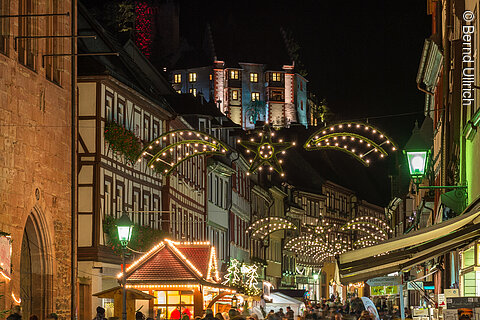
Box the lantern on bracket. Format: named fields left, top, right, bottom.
left=403, top=119, right=432, bottom=186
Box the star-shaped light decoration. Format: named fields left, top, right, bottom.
left=237, top=126, right=295, bottom=176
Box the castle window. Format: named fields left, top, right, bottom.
left=188, top=72, right=197, bottom=82
left=174, top=74, right=181, bottom=83
left=230, top=70, right=239, bottom=80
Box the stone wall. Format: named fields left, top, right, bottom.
left=0, top=0, right=73, bottom=318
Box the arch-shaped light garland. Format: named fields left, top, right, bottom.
left=237, top=126, right=295, bottom=176
left=137, top=129, right=229, bottom=176
left=304, top=122, right=398, bottom=166
left=283, top=215, right=391, bottom=266
left=246, top=217, right=297, bottom=239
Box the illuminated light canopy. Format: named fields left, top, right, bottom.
left=304, top=122, right=398, bottom=167
left=284, top=214, right=392, bottom=265
left=238, top=125, right=294, bottom=175
left=137, top=129, right=229, bottom=176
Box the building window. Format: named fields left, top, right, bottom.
left=116, top=185, right=123, bottom=216
left=144, top=115, right=150, bottom=141
left=209, top=74, right=213, bottom=81
left=105, top=94, right=113, bottom=121
left=188, top=72, right=197, bottom=82
left=250, top=73, right=258, bottom=83
left=117, top=99, right=125, bottom=125
left=104, top=182, right=111, bottom=216
left=174, top=74, right=181, bottom=83
left=0, top=0, right=8, bottom=54
left=232, top=90, right=239, bottom=100
left=18, top=0, right=36, bottom=69
left=300, top=81, right=303, bottom=91
left=270, top=90, right=283, bottom=101
left=251, top=92, right=260, bottom=101
left=45, top=0, right=62, bottom=84
left=189, top=88, right=197, bottom=96
left=272, top=72, right=281, bottom=82
left=229, top=70, right=239, bottom=80
left=300, top=100, right=304, bottom=110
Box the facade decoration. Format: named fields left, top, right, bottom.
left=138, top=129, right=229, bottom=176
left=104, top=121, right=143, bottom=165
left=304, top=122, right=398, bottom=166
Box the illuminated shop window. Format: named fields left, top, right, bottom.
left=188, top=73, right=197, bottom=82
left=174, top=74, right=181, bottom=83
left=153, top=290, right=194, bottom=320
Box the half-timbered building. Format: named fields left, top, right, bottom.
left=76, top=7, right=175, bottom=318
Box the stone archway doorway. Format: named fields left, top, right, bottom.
left=20, top=213, right=53, bottom=319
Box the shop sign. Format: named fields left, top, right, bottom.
left=446, top=297, right=480, bottom=309
left=385, top=286, right=398, bottom=295
left=444, top=289, right=459, bottom=297
left=366, top=276, right=402, bottom=287
left=0, top=235, right=11, bottom=277
left=407, top=281, right=424, bottom=290
left=438, top=294, right=446, bottom=308
left=370, top=286, right=385, bottom=296
left=370, top=286, right=398, bottom=296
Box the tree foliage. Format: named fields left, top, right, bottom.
left=281, top=27, right=308, bottom=77
left=103, top=215, right=170, bottom=256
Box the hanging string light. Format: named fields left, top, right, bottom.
left=238, top=125, right=294, bottom=175
left=136, top=129, right=229, bottom=176
left=247, top=217, right=297, bottom=239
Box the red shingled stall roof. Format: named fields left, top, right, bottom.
left=126, top=241, right=218, bottom=283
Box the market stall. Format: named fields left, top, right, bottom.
left=120, top=239, right=235, bottom=319
left=265, top=292, right=305, bottom=318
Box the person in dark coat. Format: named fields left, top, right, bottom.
left=93, top=306, right=107, bottom=320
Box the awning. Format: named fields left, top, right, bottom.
left=93, top=286, right=155, bottom=300
left=338, top=198, right=480, bottom=285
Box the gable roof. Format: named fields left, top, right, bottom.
left=124, top=240, right=220, bottom=284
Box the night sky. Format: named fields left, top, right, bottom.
left=179, top=0, right=432, bottom=146
left=178, top=0, right=431, bottom=204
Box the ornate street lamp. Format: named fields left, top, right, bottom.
left=403, top=121, right=430, bottom=185
left=117, top=213, right=134, bottom=247
left=404, top=118, right=466, bottom=193
left=116, top=213, right=133, bottom=320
